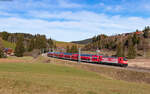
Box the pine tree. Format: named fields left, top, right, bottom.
left=28, top=38, right=34, bottom=52
left=34, top=35, right=47, bottom=50
left=48, top=38, right=54, bottom=49
left=1, top=31, right=9, bottom=41
left=14, top=35, right=25, bottom=57
left=116, top=42, right=124, bottom=57
left=143, top=26, right=150, bottom=38
left=73, top=45, right=78, bottom=53
left=127, top=39, right=136, bottom=59
left=0, top=40, right=4, bottom=58
left=70, top=45, right=78, bottom=53
left=132, top=33, right=139, bottom=45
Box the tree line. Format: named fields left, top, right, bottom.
left=0, top=32, right=56, bottom=57
left=84, top=26, right=150, bottom=59
left=66, top=45, right=78, bottom=53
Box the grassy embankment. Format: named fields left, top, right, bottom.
left=0, top=56, right=150, bottom=94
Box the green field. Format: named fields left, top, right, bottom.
left=0, top=62, right=149, bottom=94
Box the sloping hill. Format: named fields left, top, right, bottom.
left=0, top=38, right=16, bottom=50
left=55, top=41, right=84, bottom=48
left=72, top=38, right=92, bottom=44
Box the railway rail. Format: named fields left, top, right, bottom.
left=46, top=53, right=150, bottom=73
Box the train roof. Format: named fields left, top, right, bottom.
left=80, top=54, right=93, bottom=56
left=63, top=53, right=73, bottom=55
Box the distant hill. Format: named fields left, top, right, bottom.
left=71, top=38, right=92, bottom=44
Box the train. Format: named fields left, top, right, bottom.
left=47, top=52, right=128, bottom=67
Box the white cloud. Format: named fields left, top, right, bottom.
left=1, top=11, right=150, bottom=42
left=94, top=2, right=124, bottom=12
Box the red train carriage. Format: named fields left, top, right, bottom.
left=58, top=53, right=64, bottom=59
left=47, top=52, right=128, bottom=67
left=71, top=54, right=79, bottom=61
left=47, top=52, right=54, bottom=57
left=80, top=54, right=102, bottom=63
left=53, top=52, right=59, bottom=57
left=80, top=54, right=92, bottom=62
left=91, top=55, right=102, bottom=63
left=63, top=53, right=72, bottom=60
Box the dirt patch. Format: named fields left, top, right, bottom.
left=0, top=59, right=25, bottom=63
left=128, top=58, right=150, bottom=69
left=0, top=56, right=34, bottom=63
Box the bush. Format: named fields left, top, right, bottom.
left=14, top=36, right=25, bottom=57
left=0, top=48, right=6, bottom=58
left=127, top=43, right=136, bottom=59
left=116, top=42, right=124, bottom=57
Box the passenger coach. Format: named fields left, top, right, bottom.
left=47, top=52, right=128, bottom=67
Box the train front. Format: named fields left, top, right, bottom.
left=118, top=57, right=128, bottom=67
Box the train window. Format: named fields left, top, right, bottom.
left=120, top=58, right=122, bottom=61
left=93, top=57, right=97, bottom=59
left=123, top=58, right=128, bottom=61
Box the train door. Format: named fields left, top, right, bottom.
left=118, top=57, right=128, bottom=64
left=118, top=57, right=123, bottom=64
left=92, top=55, right=100, bottom=63
left=99, top=56, right=103, bottom=63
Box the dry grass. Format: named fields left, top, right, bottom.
left=0, top=56, right=33, bottom=63
left=82, top=50, right=116, bottom=56
left=47, top=57, right=150, bottom=84
left=55, top=41, right=84, bottom=48
left=0, top=56, right=150, bottom=94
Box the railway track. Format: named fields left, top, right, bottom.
left=80, top=61, right=150, bottom=73
left=85, top=62, right=150, bottom=73
left=127, top=66, right=150, bottom=73
left=44, top=53, right=150, bottom=73
left=47, top=55, right=150, bottom=73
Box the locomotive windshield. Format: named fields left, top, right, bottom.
left=123, top=58, right=128, bottom=61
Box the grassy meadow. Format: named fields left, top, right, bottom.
left=0, top=57, right=150, bottom=94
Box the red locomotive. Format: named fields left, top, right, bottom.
left=47, top=52, right=128, bottom=67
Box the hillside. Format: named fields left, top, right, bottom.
left=71, top=38, right=92, bottom=44
left=55, top=41, right=84, bottom=48
left=0, top=37, right=16, bottom=50
left=81, top=27, right=150, bottom=58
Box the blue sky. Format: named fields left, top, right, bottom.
left=0, top=0, right=150, bottom=41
